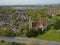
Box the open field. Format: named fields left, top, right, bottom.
left=36, top=29, right=60, bottom=42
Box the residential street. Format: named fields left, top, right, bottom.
left=0, top=36, right=60, bottom=45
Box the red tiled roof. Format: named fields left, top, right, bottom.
left=32, top=22, right=44, bottom=28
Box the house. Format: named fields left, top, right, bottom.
left=45, top=9, right=60, bottom=16
left=28, top=17, right=47, bottom=31
left=0, top=24, right=11, bottom=30
left=0, top=24, right=19, bottom=32
left=10, top=25, right=19, bottom=32
left=32, top=21, right=47, bottom=31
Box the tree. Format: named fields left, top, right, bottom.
left=0, top=7, right=13, bottom=14
left=25, top=28, right=45, bottom=37
left=11, top=42, right=25, bottom=45
left=1, top=40, right=4, bottom=43
left=36, top=9, right=48, bottom=21
left=25, top=28, right=38, bottom=37
left=54, top=19, right=60, bottom=30
left=0, top=28, right=16, bottom=37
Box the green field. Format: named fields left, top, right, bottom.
left=36, top=28, right=60, bottom=42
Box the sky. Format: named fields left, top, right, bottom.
left=0, top=0, right=60, bottom=5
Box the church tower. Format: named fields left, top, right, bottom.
left=29, top=17, right=32, bottom=30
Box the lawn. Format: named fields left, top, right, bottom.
left=36, top=28, right=60, bottom=42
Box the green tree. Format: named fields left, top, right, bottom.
left=54, top=19, right=60, bottom=30
left=0, top=28, right=16, bottom=37
left=25, top=28, right=38, bottom=37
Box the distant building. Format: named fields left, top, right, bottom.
left=0, top=24, right=19, bottom=32
left=28, top=17, right=47, bottom=31
left=45, top=9, right=60, bottom=16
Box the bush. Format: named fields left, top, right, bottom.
left=54, top=19, right=60, bottom=30
left=25, top=28, right=45, bottom=37
left=37, top=28, right=45, bottom=34
left=25, top=28, right=38, bottom=37
left=0, top=29, right=16, bottom=37
left=1, top=40, right=4, bottom=43
left=12, top=42, right=25, bottom=45
left=46, top=25, right=51, bottom=31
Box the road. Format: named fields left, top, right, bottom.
left=0, top=36, right=60, bottom=45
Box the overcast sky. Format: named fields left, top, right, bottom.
left=0, top=0, right=60, bottom=5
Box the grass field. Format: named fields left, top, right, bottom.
left=36, top=28, right=60, bottom=42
